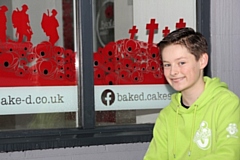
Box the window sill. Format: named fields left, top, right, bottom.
left=0, top=124, right=153, bottom=152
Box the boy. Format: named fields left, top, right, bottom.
left=144, top=27, right=240, bottom=160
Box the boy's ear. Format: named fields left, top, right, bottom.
left=199, top=53, right=208, bottom=69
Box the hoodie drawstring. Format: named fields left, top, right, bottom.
left=173, top=105, right=179, bottom=158
left=188, top=105, right=198, bottom=156
left=173, top=105, right=198, bottom=158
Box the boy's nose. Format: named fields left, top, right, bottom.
left=170, top=66, right=179, bottom=76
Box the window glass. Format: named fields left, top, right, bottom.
left=0, top=0, right=79, bottom=130
left=93, top=0, right=196, bottom=125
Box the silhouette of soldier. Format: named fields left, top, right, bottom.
left=0, top=5, right=8, bottom=42
left=41, top=9, right=59, bottom=45
left=12, top=4, right=33, bottom=42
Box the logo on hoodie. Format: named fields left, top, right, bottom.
left=194, top=121, right=211, bottom=150
left=226, top=123, right=238, bottom=138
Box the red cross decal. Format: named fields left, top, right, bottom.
left=129, top=26, right=138, bottom=39
left=146, top=19, right=158, bottom=44
left=162, top=26, right=170, bottom=37
left=176, top=18, right=186, bottom=29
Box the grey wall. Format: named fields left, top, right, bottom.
left=0, top=143, right=149, bottom=160
left=1, top=1, right=240, bottom=160
left=211, top=1, right=240, bottom=97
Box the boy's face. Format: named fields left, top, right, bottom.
left=161, top=44, right=207, bottom=92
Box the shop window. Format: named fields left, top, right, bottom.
left=92, top=0, right=196, bottom=126
left=0, top=0, right=210, bottom=152
left=0, top=0, right=78, bottom=130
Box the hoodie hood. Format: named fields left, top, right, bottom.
left=170, top=76, right=228, bottom=113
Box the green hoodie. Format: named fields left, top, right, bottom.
left=144, top=77, right=240, bottom=160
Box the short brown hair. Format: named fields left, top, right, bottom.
left=157, top=27, right=208, bottom=61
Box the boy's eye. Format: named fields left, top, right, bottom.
left=179, top=62, right=186, bottom=65
left=163, top=64, right=170, bottom=68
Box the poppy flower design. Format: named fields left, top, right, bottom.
left=104, top=4, right=113, bottom=19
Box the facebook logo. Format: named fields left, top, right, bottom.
left=101, top=89, right=115, bottom=106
